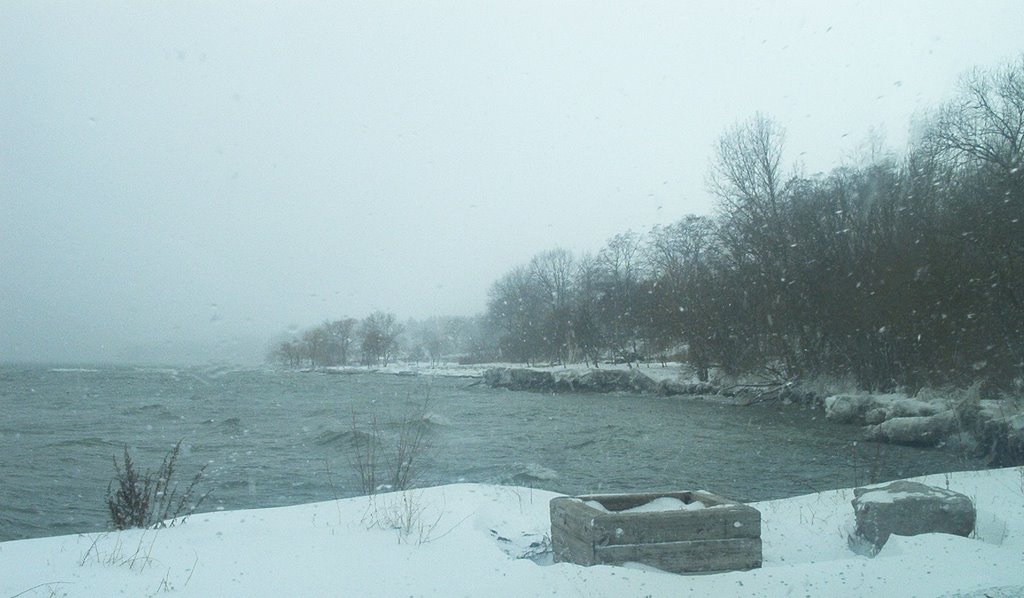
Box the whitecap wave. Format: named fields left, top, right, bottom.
left=509, top=462, right=558, bottom=482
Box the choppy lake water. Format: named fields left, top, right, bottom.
left=0, top=365, right=985, bottom=541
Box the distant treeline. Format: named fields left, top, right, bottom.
left=270, top=312, right=494, bottom=369
left=274, top=56, right=1022, bottom=392
left=484, top=56, right=1023, bottom=391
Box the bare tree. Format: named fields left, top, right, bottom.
left=325, top=318, right=358, bottom=366
left=708, top=113, right=788, bottom=234
left=486, top=265, right=544, bottom=364
left=360, top=311, right=403, bottom=366
left=528, top=248, right=577, bottom=364
left=916, top=55, right=1024, bottom=385
left=646, top=216, right=719, bottom=379
left=271, top=340, right=302, bottom=368
left=595, top=232, right=646, bottom=366
left=571, top=253, right=605, bottom=367
left=925, top=56, right=1024, bottom=175
left=707, top=113, right=803, bottom=376
left=302, top=327, right=329, bottom=368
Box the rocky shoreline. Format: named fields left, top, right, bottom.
left=482, top=366, right=1024, bottom=467
left=482, top=366, right=717, bottom=396
left=823, top=392, right=1024, bottom=466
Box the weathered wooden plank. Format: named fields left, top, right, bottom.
left=689, top=490, right=735, bottom=505
left=550, top=522, right=595, bottom=565
left=550, top=497, right=598, bottom=522
left=592, top=506, right=760, bottom=545
left=549, top=499, right=600, bottom=541
left=595, top=538, right=763, bottom=574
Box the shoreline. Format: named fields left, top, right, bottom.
left=305, top=362, right=1024, bottom=467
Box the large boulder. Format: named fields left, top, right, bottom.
left=972, top=409, right=1024, bottom=466
left=655, top=379, right=718, bottom=396
left=848, top=480, right=975, bottom=555
left=823, top=395, right=872, bottom=421
left=825, top=394, right=887, bottom=424
left=824, top=393, right=940, bottom=425
left=484, top=367, right=660, bottom=394
left=625, top=369, right=658, bottom=393
left=483, top=368, right=555, bottom=392
left=864, top=407, right=889, bottom=425
left=568, top=369, right=625, bottom=392
left=884, top=397, right=946, bottom=418
left=863, top=410, right=957, bottom=446
left=569, top=369, right=658, bottom=393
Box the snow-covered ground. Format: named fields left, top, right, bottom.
left=2, top=468, right=1022, bottom=597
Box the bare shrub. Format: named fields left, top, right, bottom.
left=360, top=490, right=445, bottom=545
left=348, top=412, right=382, bottom=495
left=348, top=398, right=432, bottom=495
left=106, top=440, right=210, bottom=530
left=342, top=394, right=443, bottom=544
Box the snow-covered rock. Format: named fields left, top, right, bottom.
left=864, top=407, right=888, bottom=425
left=863, top=411, right=958, bottom=447
left=826, top=394, right=887, bottom=424
left=971, top=405, right=1024, bottom=466
left=553, top=368, right=658, bottom=393
left=849, top=480, right=975, bottom=555
left=656, top=379, right=718, bottom=396
left=483, top=367, right=556, bottom=391
left=827, top=392, right=1024, bottom=464
left=484, top=367, right=694, bottom=395
left=824, top=393, right=941, bottom=425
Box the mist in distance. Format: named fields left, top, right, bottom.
left=2, top=1, right=1022, bottom=365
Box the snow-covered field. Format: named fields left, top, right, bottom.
left=2, top=468, right=1022, bottom=597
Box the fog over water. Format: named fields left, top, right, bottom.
left=3, top=2, right=1023, bottom=365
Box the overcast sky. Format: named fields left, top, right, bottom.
left=2, top=1, right=1022, bottom=365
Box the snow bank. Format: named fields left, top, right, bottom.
left=2, top=468, right=1022, bottom=597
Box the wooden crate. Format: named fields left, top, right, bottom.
left=550, top=490, right=761, bottom=574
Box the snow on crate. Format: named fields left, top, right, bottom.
left=583, top=496, right=707, bottom=513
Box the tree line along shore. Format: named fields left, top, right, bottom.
left=270, top=56, right=1024, bottom=464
